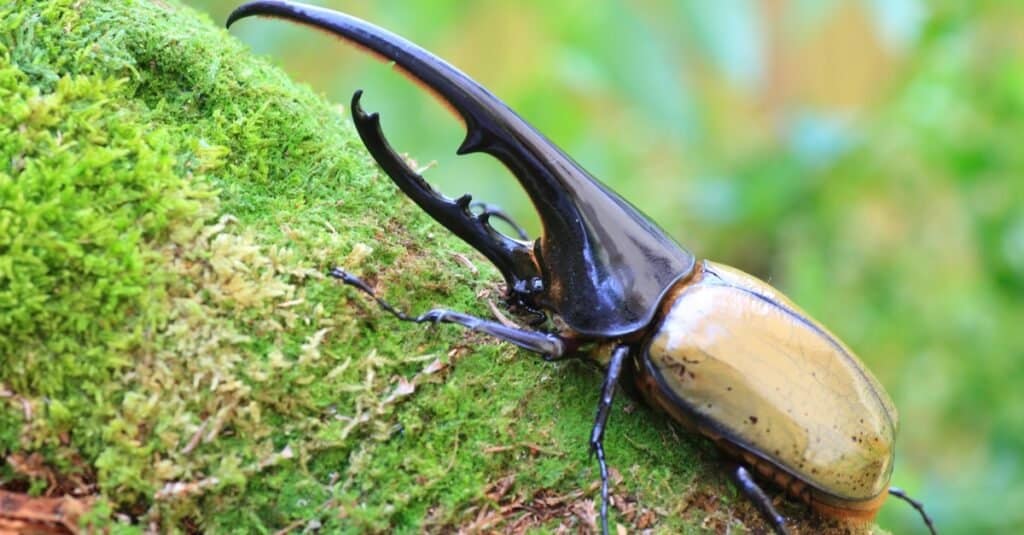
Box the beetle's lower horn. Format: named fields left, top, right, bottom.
left=349, top=91, right=541, bottom=294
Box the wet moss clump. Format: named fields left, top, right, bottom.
left=0, top=1, right=844, bottom=532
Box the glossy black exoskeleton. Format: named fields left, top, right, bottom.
left=227, top=3, right=937, bottom=535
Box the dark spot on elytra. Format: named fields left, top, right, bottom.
left=748, top=416, right=758, bottom=425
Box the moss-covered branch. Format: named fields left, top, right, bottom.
left=0, top=1, right=856, bottom=532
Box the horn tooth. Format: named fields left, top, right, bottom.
left=455, top=193, right=473, bottom=209
left=457, top=128, right=486, bottom=155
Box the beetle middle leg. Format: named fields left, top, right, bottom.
left=590, top=344, right=630, bottom=535
left=730, top=464, right=790, bottom=535
left=331, top=268, right=567, bottom=358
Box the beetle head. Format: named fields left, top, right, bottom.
left=228, top=0, right=697, bottom=337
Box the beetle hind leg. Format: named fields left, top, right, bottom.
left=888, top=487, right=937, bottom=535
left=331, top=268, right=567, bottom=358
left=730, top=465, right=791, bottom=535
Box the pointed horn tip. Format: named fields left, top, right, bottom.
left=351, top=89, right=365, bottom=110
left=226, top=1, right=295, bottom=29
left=225, top=10, right=240, bottom=28
left=350, top=90, right=379, bottom=122
left=454, top=194, right=473, bottom=209
left=225, top=1, right=259, bottom=28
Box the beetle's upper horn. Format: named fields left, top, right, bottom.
left=227, top=0, right=695, bottom=337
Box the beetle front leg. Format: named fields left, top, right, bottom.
left=730, top=464, right=790, bottom=535
left=331, top=268, right=567, bottom=358
left=589, top=344, right=629, bottom=535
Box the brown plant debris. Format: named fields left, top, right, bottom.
left=454, top=470, right=658, bottom=535
left=0, top=490, right=94, bottom=535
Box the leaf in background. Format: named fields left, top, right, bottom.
left=676, top=0, right=765, bottom=91
left=865, top=0, right=926, bottom=52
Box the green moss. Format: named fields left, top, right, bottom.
left=0, top=1, right=851, bottom=533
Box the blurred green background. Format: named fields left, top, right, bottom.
left=191, top=1, right=1023, bottom=533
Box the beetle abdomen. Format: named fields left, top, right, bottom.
left=642, top=260, right=897, bottom=507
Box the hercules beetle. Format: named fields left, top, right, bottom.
left=228, top=2, right=937, bottom=533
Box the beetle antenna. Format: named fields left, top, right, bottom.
left=888, top=487, right=937, bottom=535
left=470, top=202, right=530, bottom=240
